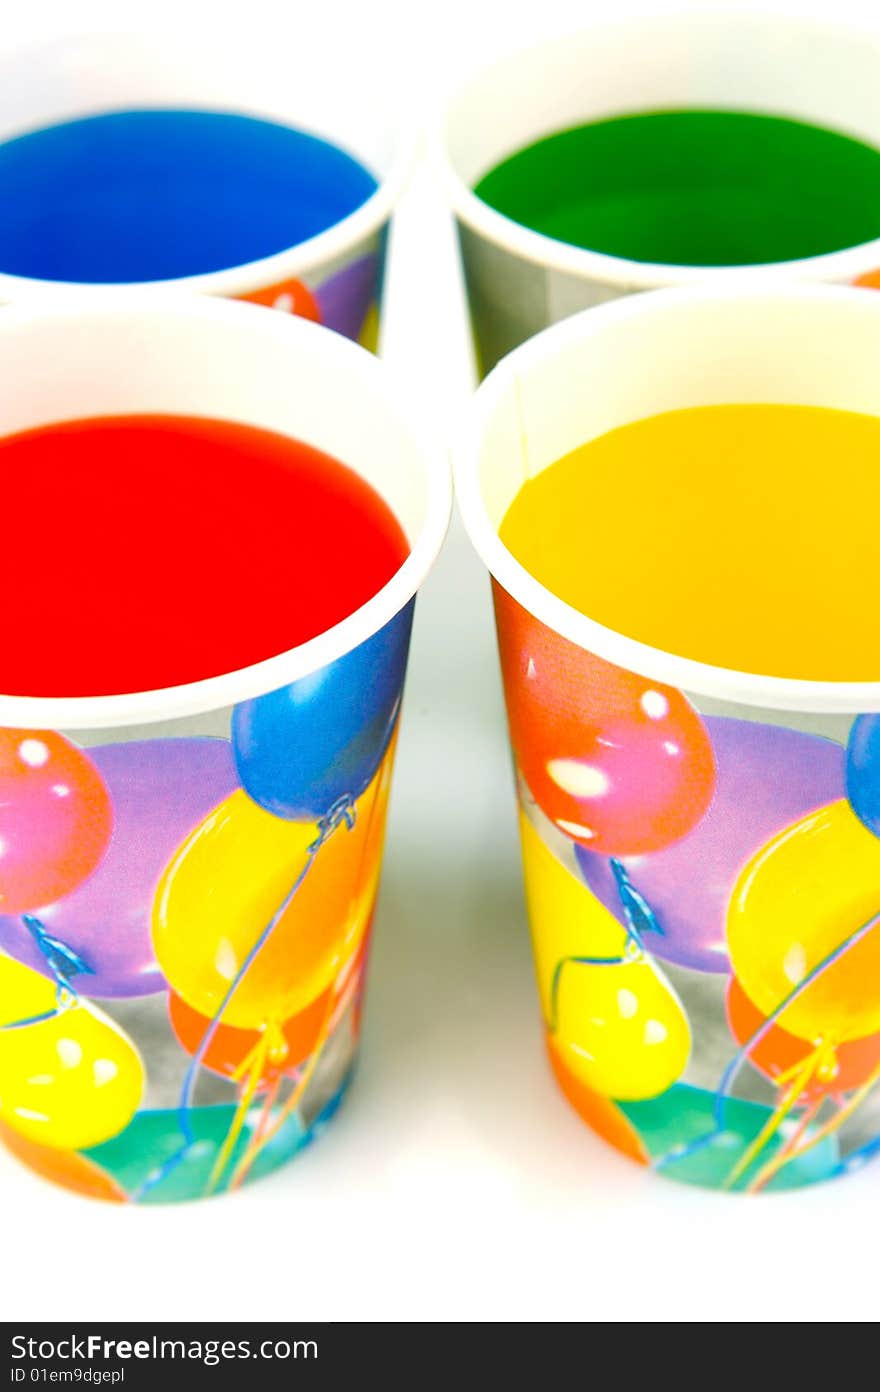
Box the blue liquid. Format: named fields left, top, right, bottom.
left=0, top=109, right=378, bottom=283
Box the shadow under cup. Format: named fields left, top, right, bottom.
left=0, top=298, right=449, bottom=1203
left=440, top=13, right=880, bottom=375
left=455, top=285, right=880, bottom=1194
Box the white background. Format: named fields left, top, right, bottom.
left=3, top=0, right=880, bottom=1325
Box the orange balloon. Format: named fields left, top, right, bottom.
left=0, top=1120, right=126, bottom=1202
left=168, top=986, right=331, bottom=1086
left=238, top=277, right=320, bottom=320
left=727, top=976, right=880, bottom=1102
left=546, top=1032, right=649, bottom=1165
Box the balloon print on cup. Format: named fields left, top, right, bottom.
left=0, top=603, right=413, bottom=1202
left=576, top=719, right=846, bottom=973
left=144, top=612, right=407, bottom=1199
left=0, top=730, right=113, bottom=916
left=846, top=713, right=880, bottom=837
left=0, top=952, right=143, bottom=1151
left=494, top=583, right=880, bottom=1192
left=494, top=586, right=716, bottom=857
left=0, top=739, right=238, bottom=997
left=519, top=811, right=690, bottom=1103
left=232, top=603, right=410, bottom=820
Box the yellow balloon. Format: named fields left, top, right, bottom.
left=553, top=954, right=691, bottom=1101
left=518, top=809, right=628, bottom=1020
left=728, top=797, right=880, bottom=1044
left=0, top=950, right=57, bottom=1025
left=517, top=809, right=690, bottom=1100
left=0, top=954, right=144, bottom=1150
left=153, top=745, right=394, bottom=1030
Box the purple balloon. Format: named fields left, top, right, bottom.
left=575, top=717, right=845, bottom=973
left=315, top=253, right=379, bottom=341
left=0, top=738, right=238, bottom=998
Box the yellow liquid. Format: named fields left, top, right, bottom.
left=498, top=404, right=880, bottom=682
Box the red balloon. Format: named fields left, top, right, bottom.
left=0, top=729, right=113, bottom=913
left=492, top=585, right=716, bottom=855
left=169, top=987, right=332, bottom=1086
left=727, top=976, right=880, bottom=1102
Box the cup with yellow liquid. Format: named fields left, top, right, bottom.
left=455, top=283, right=880, bottom=1193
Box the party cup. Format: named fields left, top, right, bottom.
left=438, top=13, right=880, bottom=374
left=455, top=283, right=880, bottom=1193
left=0, top=297, right=449, bottom=1202
left=0, top=32, right=412, bottom=348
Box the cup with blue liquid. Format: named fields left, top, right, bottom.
left=0, top=32, right=409, bottom=345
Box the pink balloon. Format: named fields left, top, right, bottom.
left=494, top=585, right=716, bottom=854
left=0, top=730, right=113, bottom=913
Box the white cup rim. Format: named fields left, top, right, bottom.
left=454, top=281, right=880, bottom=716
left=0, top=295, right=452, bottom=729
left=433, top=12, right=880, bottom=289
left=0, top=30, right=416, bottom=301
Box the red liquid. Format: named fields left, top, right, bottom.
left=0, top=415, right=410, bottom=697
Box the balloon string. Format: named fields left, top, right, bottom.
left=228, top=949, right=367, bottom=1186
left=747, top=1095, right=824, bottom=1195
left=181, top=792, right=353, bottom=1110
left=229, top=986, right=340, bottom=1191
left=722, top=1048, right=824, bottom=1191
left=242, top=1074, right=284, bottom=1166
left=230, top=1020, right=288, bottom=1086
left=207, top=1030, right=272, bottom=1195
left=750, top=1053, right=880, bottom=1192
left=0, top=1006, right=61, bottom=1031
left=205, top=1020, right=288, bottom=1193
left=0, top=919, right=84, bottom=1032
left=228, top=933, right=368, bottom=1190
left=545, top=853, right=650, bottom=1033
left=548, top=944, right=640, bottom=1033
left=774, top=1046, right=834, bottom=1089
left=227, top=762, right=391, bottom=1191
left=0, top=981, right=77, bottom=1033
left=133, top=795, right=356, bottom=1202
left=715, top=909, right=880, bottom=1129
left=228, top=1072, right=287, bottom=1181
left=654, top=908, right=880, bottom=1174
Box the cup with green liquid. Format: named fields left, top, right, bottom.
left=436, top=12, right=880, bottom=374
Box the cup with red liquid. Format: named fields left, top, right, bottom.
left=0, top=296, right=449, bottom=1202
left=0, top=32, right=412, bottom=347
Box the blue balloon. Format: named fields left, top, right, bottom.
left=846, top=713, right=880, bottom=837
left=232, top=602, right=413, bottom=821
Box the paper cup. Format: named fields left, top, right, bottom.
left=438, top=13, right=880, bottom=374
left=456, top=283, right=880, bottom=1193
left=0, top=32, right=413, bottom=350
left=0, top=297, right=450, bottom=1202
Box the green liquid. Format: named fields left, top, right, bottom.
left=474, top=110, right=880, bottom=266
